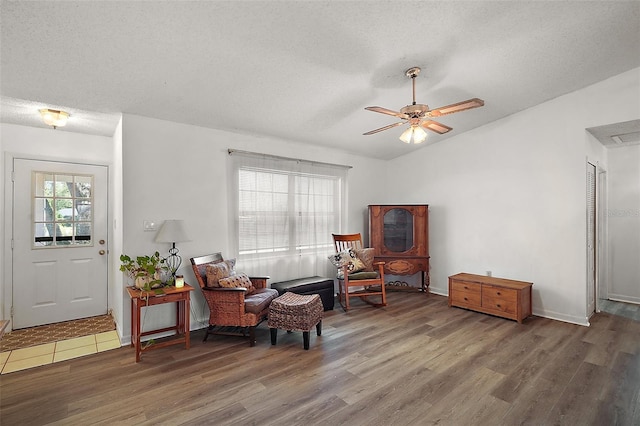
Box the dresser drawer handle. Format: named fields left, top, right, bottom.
left=464, top=297, right=468, bottom=301
left=496, top=304, right=501, bottom=308
left=496, top=291, right=501, bottom=295
left=464, top=286, right=469, bottom=290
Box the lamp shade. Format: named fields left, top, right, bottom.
left=154, top=220, right=191, bottom=243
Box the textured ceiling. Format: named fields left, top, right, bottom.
left=1, top=1, right=639, bottom=159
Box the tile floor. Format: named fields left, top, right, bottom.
left=0, top=330, right=121, bottom=374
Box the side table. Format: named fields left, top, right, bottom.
left=127, top=284, right=194, bottom=362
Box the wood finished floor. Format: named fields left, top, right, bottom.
left=1, top=292, right=639, bottom=425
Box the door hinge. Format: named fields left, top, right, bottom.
left=10, top=306, right=14, bottom=319
left=11, top=171, right=15, bottom=182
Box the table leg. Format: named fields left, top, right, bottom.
left=184, top=295, right=190, bottom=350
left=134, top=299, right=142, bottom=363
left=176, top=299, right=182, bottom=337
left=130, top=298, right=135, bottom=348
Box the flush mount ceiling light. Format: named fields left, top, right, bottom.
left=39, top=108, right=69, bottom=129
left=363, top=67, right=484, bottom=144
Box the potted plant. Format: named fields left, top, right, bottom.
left=119, top=251, right=167, bottom=290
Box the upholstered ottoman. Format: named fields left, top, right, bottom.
left=268, top=292, right=323, bottom=350
left=270, top=276, right=334, bottom=311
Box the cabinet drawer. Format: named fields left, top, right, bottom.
left=482, top=295, right=517, bottom=314
left=450, top=289, right=481, bottom=307
left=483, top=285, right=517, bottom=302
left=450, top=280, right=481, bottom=295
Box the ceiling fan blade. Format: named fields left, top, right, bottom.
left=365, top=106, right=409, bottom=119
left=363, top=121, right=405, bottom=135
left=421, top=120, right=453, bottom=134
left=427, top=98, right=484, bottom=117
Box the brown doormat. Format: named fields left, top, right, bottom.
left=0, top=314, right=116, bottom=352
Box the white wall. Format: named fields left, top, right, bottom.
left=120, top=114, right=386, bottom=342
left=607, top=144, right=640, bottom=303
left=383, top=68, right=640, bottom=325
left=1, top=123, right=115, bottom=327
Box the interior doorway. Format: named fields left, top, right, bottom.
left=587, top=162, right=597, bottom=318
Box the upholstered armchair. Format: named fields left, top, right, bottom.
left=190, top=253, right=278, bottom=346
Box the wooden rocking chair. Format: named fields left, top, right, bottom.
left=332, top=233, right=387, bottom=310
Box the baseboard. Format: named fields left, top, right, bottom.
left=607, top=294, right=640, bottom=305
left=533, top=308, right=590, bottom=327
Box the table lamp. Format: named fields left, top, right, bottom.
left=155, top=219, right=191, bottom=283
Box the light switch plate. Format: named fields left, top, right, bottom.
left=143, top=220, right=157, bottom=231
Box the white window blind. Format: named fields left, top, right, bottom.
left=228, top=150, right=349, bottom=281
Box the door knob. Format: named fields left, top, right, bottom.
left=99, top=250, right=106, bottom=255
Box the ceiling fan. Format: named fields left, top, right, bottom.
left=363, top=67, right=484, bottom=144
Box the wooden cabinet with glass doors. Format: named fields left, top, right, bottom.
left=368, top=204, right=430, bottom=292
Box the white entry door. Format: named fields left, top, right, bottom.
left=12, top=159, right=108, bottom=329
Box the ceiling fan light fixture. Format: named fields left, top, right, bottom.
left=399, top=125, right=427, bottom=144
left=39, top=108, right=69, bottom=129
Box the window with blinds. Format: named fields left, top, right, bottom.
left=229, top=150, right=348, bottom=261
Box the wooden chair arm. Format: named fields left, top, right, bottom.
left=202, top=287, right=247, bottom=305
left=203, top=287, right=246, bottom=292
left=249, top=275, right=270, bottom=280
left=249, top=276, right=269, bottom=289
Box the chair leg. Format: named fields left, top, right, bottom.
left=345, top=287, right=350, bottom=310
left=203, top=325, right=214, bottom=342
left=270, top=328, right=277, bottom=345
left=249, top=326, right=256, bottom=347
left=316, top=320, right=322, bottom=336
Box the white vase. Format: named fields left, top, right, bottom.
left=134, top=275, right=150, bottom=289
left=134, top=272, right=160, bottom=289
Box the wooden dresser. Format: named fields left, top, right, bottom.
left=448, top=273, right=532, bottom=323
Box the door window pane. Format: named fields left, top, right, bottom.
left=33, top=171, right=94, bottom=248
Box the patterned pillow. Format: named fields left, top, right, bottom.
left=328, top=248, right=365, bottom=279
left=205, top=259, right=236, bottom=288
left=354, top=248, right=375, bottom=272
left=218, top=273, right=255, bottom=294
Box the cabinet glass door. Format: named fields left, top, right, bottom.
left=383, top=208, right=413, bottom=252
